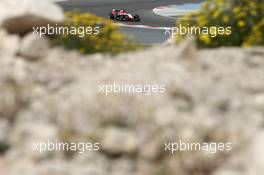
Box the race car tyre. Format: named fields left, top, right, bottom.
left=133, top=15, right=140, bottom=22
left=109, top=13, right=114, bottom=20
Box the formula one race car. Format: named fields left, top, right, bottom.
left=109, top=9, right=140, bottom=22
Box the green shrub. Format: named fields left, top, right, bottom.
left=176, top=0, right=264, bottom=48
left=54, top=12, right=138, bottom=55
left=244, top=18, right=264, bottom=46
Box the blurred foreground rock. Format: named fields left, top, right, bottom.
left=0, top=28, right=264, bottom=175
left=0, top=0, right=264, bottom=174
left=0, top=0, right=64, bottom=35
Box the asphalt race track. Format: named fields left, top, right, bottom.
left=57, top=0, right=203, bottom=44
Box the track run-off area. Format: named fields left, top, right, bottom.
left=57, top=0, right=204, bottom=44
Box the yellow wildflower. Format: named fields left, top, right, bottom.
left=222, top=15, right=229, bottom=23
left=199, top=34, right=211, bottom=44
left=238, top=20, right=245, bottom=27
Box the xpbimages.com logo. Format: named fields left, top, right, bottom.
left=33, top=140, right=100, bottom=154
left=164, top=140, right=232, bottom=154
left=164, top=24, right=232, bottom=37
left=32, top=24, right=100, bottom=37
left=98, top=82, right=166, bottom=95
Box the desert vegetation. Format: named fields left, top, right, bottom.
left=177, top=0, right=264, bottom=47
left=54, top=12, right=138, bottom=55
